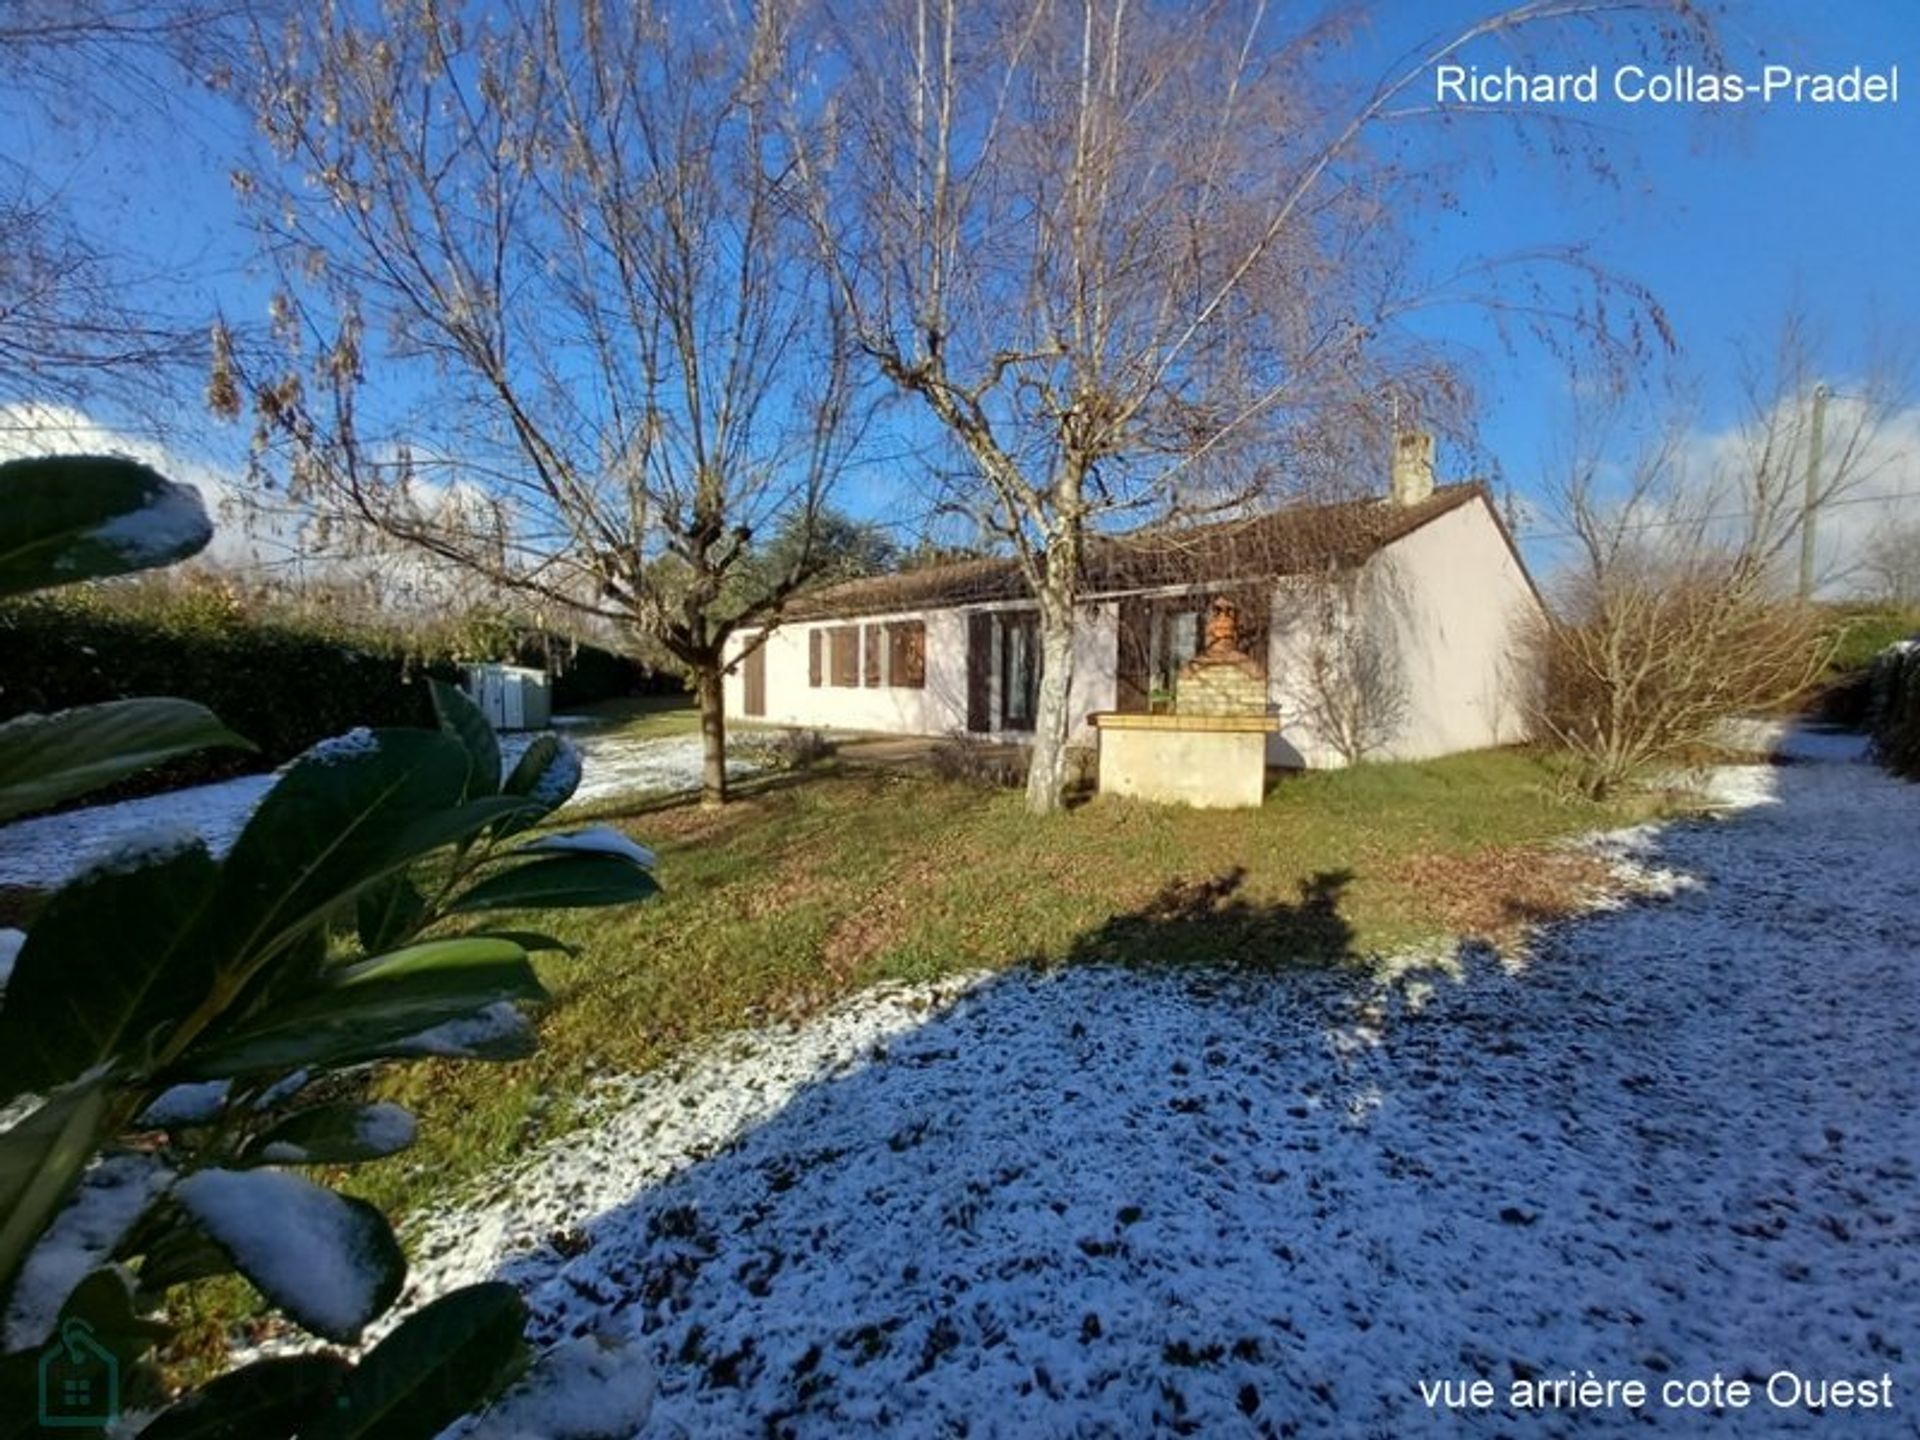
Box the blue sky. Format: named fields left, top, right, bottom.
left=4, top=0, right=1916, bottom=582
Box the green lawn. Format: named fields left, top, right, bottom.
left=348, top=746, right=1666, bottom=1225
left=563, top=692, right=701, bottom=737
left=165, top=743, right=1673, bottom=1372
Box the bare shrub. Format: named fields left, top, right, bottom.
left=929, top=735, right=1029, bottom=791
left=735, top=729, right=837, bottom=773
left=1528, top=566, right=1830, bottom=797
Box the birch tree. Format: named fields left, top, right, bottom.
left=233, top=0, right=860, bottom=806
left=786, top=0, right=1710, bottom=813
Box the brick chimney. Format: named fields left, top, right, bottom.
left=1390, top=431, right=1435, bottom=507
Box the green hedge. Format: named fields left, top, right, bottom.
left=1868, top=641, right=1920, bottom=780
left=0, top=594, right=462, bottom=794
left=0, top=586, right=681, bottom=806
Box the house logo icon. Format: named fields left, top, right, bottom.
left=37, top=1317, right=119, bottom=1429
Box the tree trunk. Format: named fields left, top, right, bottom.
left=1024, top=584, right=1079, bottom=814
left=695, top=663, right=728, bottom=808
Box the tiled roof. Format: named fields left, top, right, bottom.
left=784, top=483, right=1489, bottom=622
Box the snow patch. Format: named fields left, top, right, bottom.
left=0, top=928, right=22, bottom=990
left=174, top=1169, right=388, bottom=1341
left=304, top=727, right=380, bottom=766
left=75, top=478, right=212, bottom=568
left=364, top=741, right=1918, bottom=1437
left=137, top=1081, right=231, bottom=1128
left=516, top=826, right=656, bottom=869
left=4, top=1154, right=172, bottom=1349
left=355, top=1102, right=417, bottom=1152
left=0, top=731, right=758, bottom=893
left=463, top=1334, right=656, bottom=1440
left=70, top=821, right=201, bottom=882
left=390, top=1001, right=531, bottom=1059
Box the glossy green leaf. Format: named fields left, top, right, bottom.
left=304, top=1283, right=529, bottom=1440
left=177, top=939, right=543, bottom=1078
left=0, top=700, right=251, bottom=823
left=58, top=1268, right=172, bottom=1363
left=172, top=1169, right=405, bottom=1344
left=133, top=1212, right=235, bottom=1296
left=0, top=1079, right=111, bottom=1308
left=0, top=454, right=212, bottom=597
left=137, top=1353, right=351, bottom=1440
left=355, top=873, right=429, bottom=954
left=459, top=929, right=578, bottom=957
left=430, top=680, right=501, bottom=799
left=208, top=730, right=470, bottom=968
left=240, top=1102, right=417, bottom=1167
left=0, top=840, right=220, bottom=1101
left=447, top=855, right=661, bottom=914
left=494, top=734, right=577, bottom=838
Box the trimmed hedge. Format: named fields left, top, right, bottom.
left=1812, top=607, right=1920, bottom=728
left=0, top=594, right=460, bottom=792
left=1867, top=640, right=1920, bottom=781
left=0, top=588, right=678, bottom=800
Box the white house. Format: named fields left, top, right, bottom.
left=724, top=437, right=1545, bottom=769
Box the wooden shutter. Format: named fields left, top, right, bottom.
left=808, top=629, right=822, bottom=687
left=965, top=612, right=992, bottom=732
left=863, top=624, right=883, bottom=686
left=830, top=625, right=859, bottom=687
left=1115, top=596, right=1150, bottom=713
left=742, top=643, right=766, bottom=716
left=888, top=621, right=926, bottom=689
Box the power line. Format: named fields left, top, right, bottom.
left=1513, top=488, right=1920, bottom=545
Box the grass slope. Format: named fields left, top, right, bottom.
left=352, top=747, right=1660, bottom=1227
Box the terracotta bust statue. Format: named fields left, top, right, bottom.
left=1203, top=597, right=1242, bottom=658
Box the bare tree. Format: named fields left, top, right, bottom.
left=232, top=0, right=862, bottom=806
left=1708, top=308, right=1911, bottom=596
left=1858, top=517, right=1920, bottom=612
left=786, top=0, right=1709, bottom=812
left=0, top=1, right=254, bottom=414
left=1525, top=397, right=1831, bottom=798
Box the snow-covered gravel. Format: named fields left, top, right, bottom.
left=390, top=731, right=1916, bottom=1437
left=0, top=727, right=750, bottom=892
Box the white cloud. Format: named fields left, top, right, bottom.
left=0, top=401, right=292, bottom=570
left=1681, top=392, right=1920, bottom=598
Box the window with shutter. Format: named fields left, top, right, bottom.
left=808, top=629, right=822, bottom=687
left=887, top=620, right=926, bottom=688
left=829, top=625, right=860, bottom=687
left=1000, top=611, right=1040, bottom=728
left=863, top=624, right=883, bottom=686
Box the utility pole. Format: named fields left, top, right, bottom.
left=1797, top=381, right=1830, bottom=602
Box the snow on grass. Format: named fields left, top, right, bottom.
left=377, top=732, right=1916, bottom=1437
left=174, top=1169, right=391, bottom=1341
left=5, top=1154, right=172, bottom=1349
left=0, top=772, right=273, bottom=891
left=0, top=726, right=757, bottom=893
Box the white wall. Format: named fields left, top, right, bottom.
left=1265, top=496, right=1541, bottom=767
left=724, top=600, right=1118, bottom=741
left=729, top=499, right=1540, bottom=763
